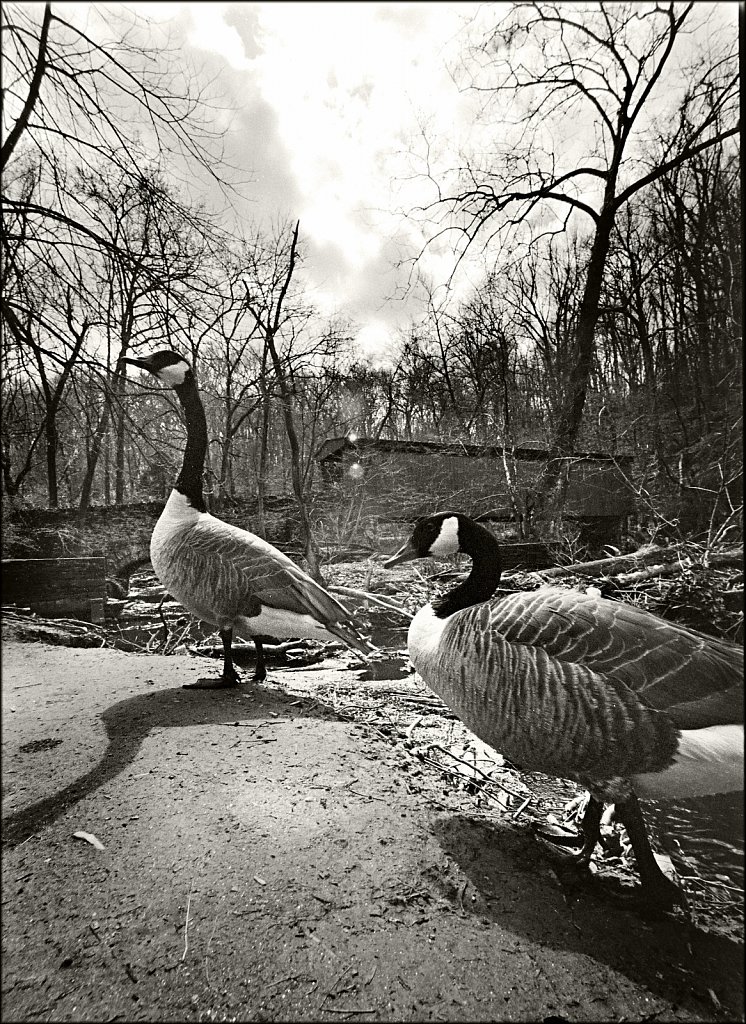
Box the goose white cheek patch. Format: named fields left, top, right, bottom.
left=158, top=362, right=190, bottom=386
left=429, top=516, right=460, bottom=557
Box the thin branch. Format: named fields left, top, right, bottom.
left=0, top=3, right=52, bottom=172
left=613, top=125, right=740, bottom=210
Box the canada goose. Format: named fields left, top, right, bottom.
left=384, top=512, right=743, bottom=904
left=123, top=349, right=370, bottom=688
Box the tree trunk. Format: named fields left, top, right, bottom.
left=264, top=329, right=322, bottom=581
left=79, top=374, right=117, bottom=511
left=45, top=415, right=59, bottom=507
left=534, top=212, right=615, bottom=514
left=255, top=378, right=270, bottom=540
left=104, top=438, right=111, bottom=505
left=115, top=394, right=126, bottom=504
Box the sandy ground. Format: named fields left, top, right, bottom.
left=1, top=639, right=744, bottom=1023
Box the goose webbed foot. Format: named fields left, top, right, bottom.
left=587, top=872, right=686, bottom=915
left=607, top=794, right=689, bottom=914
left=183, top=668, right=241, bottom=690
left=535, top=793, right=604, bottom=870
left=184, top=628, right=243, bottom=689
left=544, top=793, right=687, bottom=915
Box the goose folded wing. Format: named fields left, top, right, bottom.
left=192, top=517, right=356, bottom=626
left=440, top=602, right=681, bottom=780
left=485, top=587, right=743, bottom=725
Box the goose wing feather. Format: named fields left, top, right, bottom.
left=485, top=587, right=742, bottom=723
left=425, top=600, right=679, bottom=782
left=169, top=514, right=358, bottom=628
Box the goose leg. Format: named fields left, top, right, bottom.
left=183, top=628, right=241, bottom=689
left=614, top=794, right=684, bottom=908
left=572, top=794, right=604, bottom=867
left=253, top=639, right=267, bottom=682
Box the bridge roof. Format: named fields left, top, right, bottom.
left=315, top=436, right=633, bottom=465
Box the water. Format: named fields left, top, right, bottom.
left=645, top=792, right=744, bottom=893
left=357, top=657, right=411, bottom=682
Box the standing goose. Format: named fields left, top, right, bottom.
left=384, top=512, right=743, bottom=904
left=124, top=349, right=370, bottom=689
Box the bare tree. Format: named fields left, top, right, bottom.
left=1, top=2, right=232, bottom=217
left=417, top=2, right=738, bottom=514
left=1, top=184, right=96, bottom=506
left=243, top=222, right=325, bottom=580
left=196, top=258, right=264, bottom=506
left=73, top=166, right=208, bottom=509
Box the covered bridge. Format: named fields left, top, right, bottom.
left=316, top=436, right=636, bottom=546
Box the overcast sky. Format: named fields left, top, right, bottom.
left=105, top=1, right=483, bottom=363
left=63, top=2, right=738, bottom=364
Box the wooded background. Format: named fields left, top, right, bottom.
left=1, top=3, right=741, bottom=563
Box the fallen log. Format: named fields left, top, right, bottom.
left=535, top=544, right=682, bottom=579
left=535, top=544, right=742, bottom=581
left=616, top=563, right=683, bottom=587
left=2, top=608, right=104, bottom=648
left=616, top=554, right=742, bottom=587
left=704, top=548, right=744, bottom=569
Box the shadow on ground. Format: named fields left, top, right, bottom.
left=432, top=813, right=744, bottom=1020
left=1, top=682, right=340, bottom=849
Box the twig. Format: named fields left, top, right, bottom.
left=347, top=786, right=388, bottom=803
left=512, top=795, right=532, bottom=819
left=157, top=594, right=169, bottom=648
left=319, top=964, right=353, bottom=1011
left=406, top=715, right=424, bottom=740
left=427, top=744, right=525, bottom=799
left=182, top=879, right=193, bottom=961
left=328, top=585, right=409, bottom=616
left=679, top=876, right=742, bottom=893
left=323, top=1010, right=376, bottom=1015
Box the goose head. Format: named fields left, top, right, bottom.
left=123, top=350, right=193, bottom=388
left=384, top=512, right=495, bottom=567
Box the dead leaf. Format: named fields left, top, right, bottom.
left=73, top=831, right=105, bottom=851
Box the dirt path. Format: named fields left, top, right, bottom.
left=2, top=640, right=743, bottom=1023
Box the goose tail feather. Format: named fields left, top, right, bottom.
left=325, top=622, right=375, bottom=660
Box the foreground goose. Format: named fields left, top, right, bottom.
left=124, top=349, right=370, bottom=688
left=384, top=512, right=743, bottom=904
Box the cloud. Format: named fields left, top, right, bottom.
left=184, top=3, right=253, bottom=69
left=84, top=2, right=484, bottom=359
left=234, top=3, right=480, bottom=352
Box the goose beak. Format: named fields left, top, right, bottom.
left=122, top=356, right=153, bottom=372
left=383, top=538, right=419, bottom=568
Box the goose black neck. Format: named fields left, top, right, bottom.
left=173, top=377, right=207, bottom=513
left=432, top=521, right=502, bottom=619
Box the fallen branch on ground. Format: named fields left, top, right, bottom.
left=535, top=543, right=684, bottom=579
left=615, top=563, right=685, bottom=586
left=536, top=544, right=743, bottom=581
left=327, top=585, right=410, bottom=616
